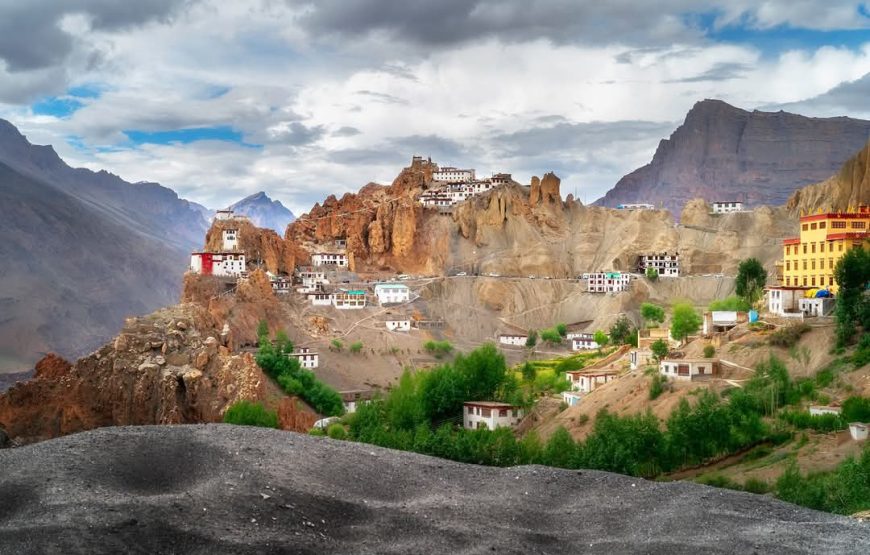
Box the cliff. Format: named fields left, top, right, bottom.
left=786, top=139, right=870, bottom=215
left=596, top=99, right=870, bottom=215
left=204, top=218, right=306, bottom=275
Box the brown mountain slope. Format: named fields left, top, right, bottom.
left=786, top=139, right=870, bottom=215
left=595, top=99, right=870, bottom=215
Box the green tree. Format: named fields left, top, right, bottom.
left=651, top=339, right=669, bottom=363
left=593, top=330, right=609, bottom=352
left=646, top=267, right=659, bottom=281
left=223, top=400, right=278, bottom=428
left=735, top=258, right=767, bottom=305
left=350, top=341, right=364, bottom=354
left=521, top=362, right=537, bottom=383
left=671, top=302, right=702, bottom=343
left=703, top=344, right=716, bottom=358
left=525, top=330, right=538, bottom=348
left=542, top=427, right=576, bottom=468
left=609, top=315, right=634, bottom=345
left=256, top=320, right=269, bottom=342
left=555, top=323, right=568, bottom=337
left=833, top=247, right=870, bottom=346
left=331, top=339, right=344, bottom=352
left=640, top=303, right=665, bottom=328
left=274, top=330, right=293, bottom=354
left=842, top=396, right=870, bottom=422
left=709, top=295, right=751, bottom=312
left=540, top=329, right=563, bottom=345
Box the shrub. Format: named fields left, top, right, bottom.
left=671, top=302, right=702, bottom=343
left=540, top=329, right=563, bottom=344
left=842, top=396, right=870, bottom=422
left=651, top=339, right=669, bottom=363
left=327, top=423, right=347, bottom=440
left=853, top=333, right=870, bottom=368
left=525, top=330, right=538, bottom=348
left=649, top=374, right=666, bottom=400
left=555, top=323, right=568, bottom=337
left=743, top=478, right=770, bottom=494
left=646, top=267, right=659, bottom=281
left=350, top=341, right=363, bottom=354
left=223, top=401, right=279, bottom=428
left=521, top=362, right=537, bottom=382
left=778, top=410, right=846, bottom=433
left=775, top=448, right=870, bottom=515
left=703, top=344, right=716, bottom=358
left=708, top=296, right=752, bottom=312
left=424, top=340, right=453, bottom=356
left=768, top=324, right=810, bottom=348
left=609, top=316, right=634, bottom=345
left=331, top=339, right=344, bottom=351
left=257, top=343, right=344, bottom=416
left=554, top=357, right=584, bottom=373
left=641, top=303, right=665, bottom=327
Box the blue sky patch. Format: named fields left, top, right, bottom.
left=123, top=126, right=260, bottom=147
left=31, top=96, right=84, bottom=118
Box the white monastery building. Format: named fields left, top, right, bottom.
left=711, top=201, right=744, bottom=214
left=766, top=286, right=810, bottom=317
left=565, top=369, right=619, bottom=393
left=586, top=272, right=631, bottom=293
left=659, top=358, right=719, bottom=381
left=637, top=252, right=680, bottom=277
left=570, top=334, right=600, bottom=351
left=311, top=253, right=348, bottom=267
left=463, top=401, right=523, bottom=430
left=289, top=347, right=318, bottom=369
left=385, top=318, right=411, bottom=332
left=332, top=290, right=366, bottom=309
left=374, top=283, right=411, bottom=305
left=433, top=166, right=476, bottom=183
left=190, top=252, right=246, bottom=277
left=307, top=292, right=334, bottom=306
left=222, top=228, right=239, bottom=251
left=498, top=334, right=527, bottom=347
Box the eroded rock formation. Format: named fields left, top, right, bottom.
left=786, top=140, right=870, bottom=216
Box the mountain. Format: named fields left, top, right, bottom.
left=786, top=139, right=870, bottom=215
left=228, top=191, right=295, bottom=234
left=595, top=99, right=870, bottom=215
left=0, top=120, right=209, bottom=372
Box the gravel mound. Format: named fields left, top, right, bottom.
left=0, top=425, right=867, bottom=554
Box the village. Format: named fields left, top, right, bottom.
left=183, top=155, right=869, bottom=449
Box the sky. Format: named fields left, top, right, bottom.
left=0, top=1, right=869, bottom=215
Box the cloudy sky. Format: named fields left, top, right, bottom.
left=1, top=1, right=869, bottom=214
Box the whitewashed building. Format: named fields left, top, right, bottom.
left=767, top=286, right=810, bottom=317
left=270, top=276, right=292, bottom=294
left=849, top=422, right=868, bottom=441
left=586, top=272, right=631, bottom=293
left=490, top=173, right=512, bottom=186
left=289, top=347, right=318, bottom=369
left=311, top=253, right=348, bottom=267
left=562, top=391, right=583, bottom=407
left=570, top=333, right=600, bottom=351
left=565, top=370, right=619, bottom=393
left=659, top=358, right=719, bottom=381
left=463, top=401, right=523, bottom=430
left=222, top=228, right=239, bottom=251
left=433, top=166, right=476, bottom=183
left=809, top=405, right=841, bottom=416
left=385, top=318, right=411, bottom=332
left=374, top=283, right=410, bottom=305
left=190, top=252, right=246, bottom=277
left=215, top=209, right=235, bottom=221
left=637, top=252, right=680, bottom=277
left=616, top=203, right=655, bottom=210
left=629, top=349, right=655, bottom=371
left=702, top=311, right=745, bottom=335
left=342, top=390, right=375, bottom=414
left=711, top=201, right=744, bottom=214
left=799, top=297, right=836, bottom=317
left=308, top=292, right=334, bottom=306
left=498, top=334, right=527, bottom=347
left=298, top=270, right=328, bottom=288
left=333, top=290, right=366, bottom=309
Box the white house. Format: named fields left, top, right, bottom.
left=298, top=270, right=328, bottom=288
left=849, top=422, right=868, bottom=441
left=342, top=390, right=375, bottom=414
left=190, top=252, right=246, bottom=277
left=799, top=297, right=836, bottom=317
left=490, top=173, right=512, bottom=186
left=433, top=166, right=475, bottom=183
left=565, top=370, right=619, bottom=393
left=586, top=272, right=631, bottom=293
left=570, top=333, right=600, bottom=351
left=498, top=334, right=527, bottom=347
left=702, top=311, right=746, bottom=335
left=711, top=201, right=744, bottom=214
left=562, top=391, right=583, bottom=407
left=374, top=283, right=411, bottom=305
left=215, top=209, right=235, bottom=221
left=659, top=358, right=719, bottom=381
left=629, top=349, right=655, bottom=371
left=767, top=286, right=810, bottom=317
left=809, top=405, right=841, bottom=416
left=385, top=318, right=411, bottom=332
left=637, top=252, right=680, bottom=277
left=463, top=401, right=523, bottom=430
left=289, top=347, right=318, bottom=369
left=333, top=290, right=366, bottom=309
left=308, top=292, right=334, bottom=306
left=311, top=252, right=348, bottom=267
left=616, top=203, right=655, bottom=210
left=222, top=228, right=239, bottom=251
left=270, top=276, right=292, bottom=294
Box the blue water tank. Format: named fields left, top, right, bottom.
left=748, top=310, right=759, bottom=323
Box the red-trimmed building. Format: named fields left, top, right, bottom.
left=463, top=401, right=523, bottom=430
left=190, top=252, right=246, bottom=277
left=781, top=205, right=868, bottom=292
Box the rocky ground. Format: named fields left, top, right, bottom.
left=0, top=425, right=868, bottom=554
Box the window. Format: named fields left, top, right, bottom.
left=803, top=260, right=807, bottom=270
left=785, top=245, right=790, bottom=255
left=819, top=221, right=826, bottom=229
left=832, top=221, right=846, bottom=229
left=803, top=277, right=807, bottom=286
left=786, top=277, right=790, bottom=286
left=499, top=409, right=508, bottom=417
left=852, top=221, right=866, bottom=229
left=820, top=242, right=824, bottom=253
left=811, top=260, right=815, bottom=270
left=811, top=276, right=816, bottom=286
left=802, top=223, right=808, bottom=231
left=467, top=406, right=473, bottom=414
left=481, top=408, right=491, bottom=417
left=811, top=243, right=816, bottom=253
left=786, top=261, right=790, bottom=271
left=803, top=244, right=807, bottom=254
left=839, top=243, right=843, bottom=252
left=829, top=258, right=834, bottom=269
left=810, top=223, right=817, bottom=230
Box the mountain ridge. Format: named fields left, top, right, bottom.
left=229, top=190, right=296, bottom=234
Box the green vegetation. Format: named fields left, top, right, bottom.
left=424, top=340, right=454, bottom=356
left=256, top=319, right=269, bottom=341
left=775, top=446, right=870, bottom=515
left=708, top=295, right=752, bottom=312
left=540, top=328, right=563, bottom=345
left=853, top=333, right=870, bottom=368
left=833, top=247, right=870, bottom=347
left=555, top=323, right=568, bottom=337
left=350, top=341, right=364, bottom=354
left=641, top=303, right=665, bottom=327
left=525, top=330, right=538, bottom=348
left=735, top=258, right=767, bottom=305
left=327, top=423, right=347, bottom=440
left=648, top=374, right=667, bottom=400
left=257, top=327, right=344, bottom=416
left=608, top=315, right=635, bottom=346
left=646, top=267, right=659, bottom=281
left=703, top=344, right=716, bottom=358
left=521, top=362, right=537, bottom=383
left=842, top=396, right=870, bottom=422
left=223, top=400, right=279, bottom=428
left=593, top=330, right=609, bottom=352
left=778, top=410, right=846, bottom=432
left=331, top=339, right=344, bottom=351
left=768, top=323, right=811, bottom=348
left=670, top=302, right=702, bottom=343
left=651, top=338, right=669, bottom=363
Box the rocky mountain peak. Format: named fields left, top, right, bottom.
left=228, top=190, right=296, bottom=235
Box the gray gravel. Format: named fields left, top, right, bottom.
left=0, top=425, right=867, bottom=554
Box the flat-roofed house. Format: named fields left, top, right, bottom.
left=463, top=401, right=523, bottom=430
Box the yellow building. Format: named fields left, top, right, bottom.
left=781, top=205, right=869, bottom=292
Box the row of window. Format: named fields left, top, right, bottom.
left=785, top=275, right=832, bottom=287
left=800, top=220, right=864, bottom=231
left=466, top=406, right=518, bottom=417
left=785, top=258, right=836, bottom=271
left=786, top=241, right=845, bottom=255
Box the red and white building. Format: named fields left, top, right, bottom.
left=190, top=252, right=246, bottom=277
left=289, top=347, right=319, bottom=369
left=222, top=228, right=239, bottom=251
left=659, top=358, right=719, bottom=381
left=570, top=333, right=600, bottom=351
left=586, top=272, right=631, bottom=293
left=311, top=252, right=348, bottom=267
left=433, top=166, right=476, bottom=183
left=565, top=369, right=619, bottom=394
left=463, top=401, right=523, bottom=430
